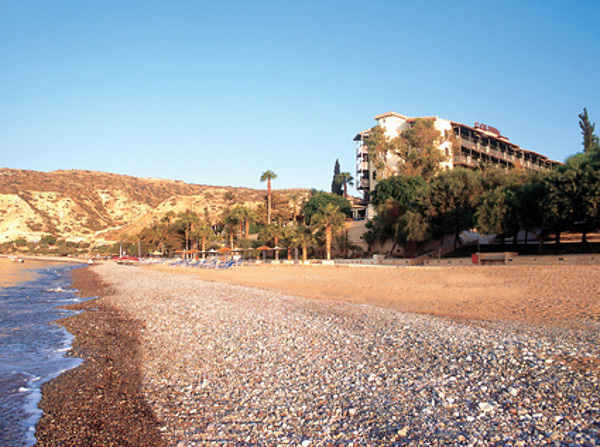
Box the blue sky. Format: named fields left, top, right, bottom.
left=1, top=1, right=599, bottom=192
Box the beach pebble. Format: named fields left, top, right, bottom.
left=93, top=263, right=600, bottom=446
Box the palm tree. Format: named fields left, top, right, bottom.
left=310, top=203, right=346, bottom=260
left=295, top=224, right=315, bottom=263
left=223, top=209, right=242, bottom=249
left=260, top=170, right=277, bottom=224
left=289, top=192, right=302, bottom=226
left=190, top=221, right=214, bottom=259
left=280, top=225, right=297, bottom=261
left=175, top=210, right=200, bottom=252
left=335, top=172, right=354, bottom=198
left=235, top=204, right=257, bottom=238
left=260, top=223, right=284, bottom=261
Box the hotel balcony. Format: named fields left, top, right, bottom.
left=357, top=177, right=370, bottom=190
left=452, top=154, right=477, bottom=168
left=356, top=145, right=368, bottom=158
left=356, top=161, right=369, bottom=172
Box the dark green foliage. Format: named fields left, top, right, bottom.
left=367, top=176, right=431, bottom=249
left=40, top=235, right=58, bottom=246
left=331, top=159, right=343, bottom=195
left=136, top=209, right=206, bottom=254
left=475, top=168, right=532, bottom=241
left=302, top=192, right=352, bottom=225
left=513, top=176, right=547, bottom=245
left=579, top=108, right=600, bottom=153
left=476, top=187, right=518, bottom=239
left=371, top=175, right=429, bottom=208
left=543, top=151, right=600, bottom=243
left=425, top=168, right=483, bottom=247
left=335, top=172, right=354, bottom=197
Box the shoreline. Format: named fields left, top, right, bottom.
left=0, top=254, right=88, bottom=265
left=33, top=262, right=600, bottom=445
left=34, top=266, right=165, bottom=446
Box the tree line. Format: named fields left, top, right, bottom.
left=124, top=171, right=353, bottom=261
left=363, top=109, right=600, bottom=255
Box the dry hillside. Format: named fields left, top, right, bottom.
left=0, top=169, right=308, bottom=245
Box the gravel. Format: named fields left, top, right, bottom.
left=95, top=263, right=600, bottom=446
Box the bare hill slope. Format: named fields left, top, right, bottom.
left=0, top=169, right=307, bottom=244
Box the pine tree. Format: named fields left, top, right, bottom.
left=331, top=159, right=343, bottom=195
left=578, top=108, right=600, bottom=152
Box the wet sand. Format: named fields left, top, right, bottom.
left=35, top=267, right=166, bottom=446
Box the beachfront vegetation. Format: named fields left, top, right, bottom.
left=364, top=118, right=450, bottom=181
left=14, top=111, right=594, bottom=261
left=335, top=172, right=354, bottom=198
left=260, top=170, right=277, bottom=225
left=310, top=203, right=347, bottom=260
left=331, top=159, right=343, bottom=195
left=364, top=111, right=600, bottom=254
left=579, top=108, right=599, bottom=153
left=0, top=235, right=94, bottom=256
left=302, top=191, right=352, bottom=225
left=103, top=186, right=352, bottom=260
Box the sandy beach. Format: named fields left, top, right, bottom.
left=148, top=263, right=600, bottom=329
left=36, top=262, right=600, bottom=446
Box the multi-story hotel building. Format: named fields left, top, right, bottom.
left=354, top=111, right=562, bottom=202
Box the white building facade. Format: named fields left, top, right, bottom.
left=354, top=111, right=561, bottom=216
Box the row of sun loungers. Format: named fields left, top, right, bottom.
left=168, top=257, right=243, bottom=269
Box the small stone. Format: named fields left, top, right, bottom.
left=397, top=426, right=409, bottom=437
left=478, top=402, right=494, bottom=413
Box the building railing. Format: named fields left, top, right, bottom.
left=458, top=136, right=554, bottom=171
left=356, top=161, right=369, bottom=172
left=356, top=145, right=368, bottom=157
left=357, top=178, right=370, bottom=190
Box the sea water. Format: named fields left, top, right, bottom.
left=0, top=259, right=86, bottom=446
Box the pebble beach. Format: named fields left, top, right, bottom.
left=36, top=263, right=600, bottom=446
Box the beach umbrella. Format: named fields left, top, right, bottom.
left=256, top=245, right=271, bottom=262
left=217, top=247, right=231, bottom=253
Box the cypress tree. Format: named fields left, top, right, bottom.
left=578, top=108, right=600, bottom=152
left=331, top=159, right=343, bottom=195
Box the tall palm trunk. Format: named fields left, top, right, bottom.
left=267, top=179, right=272, bottom=225
left=325, top=225, right=332, bottom=260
